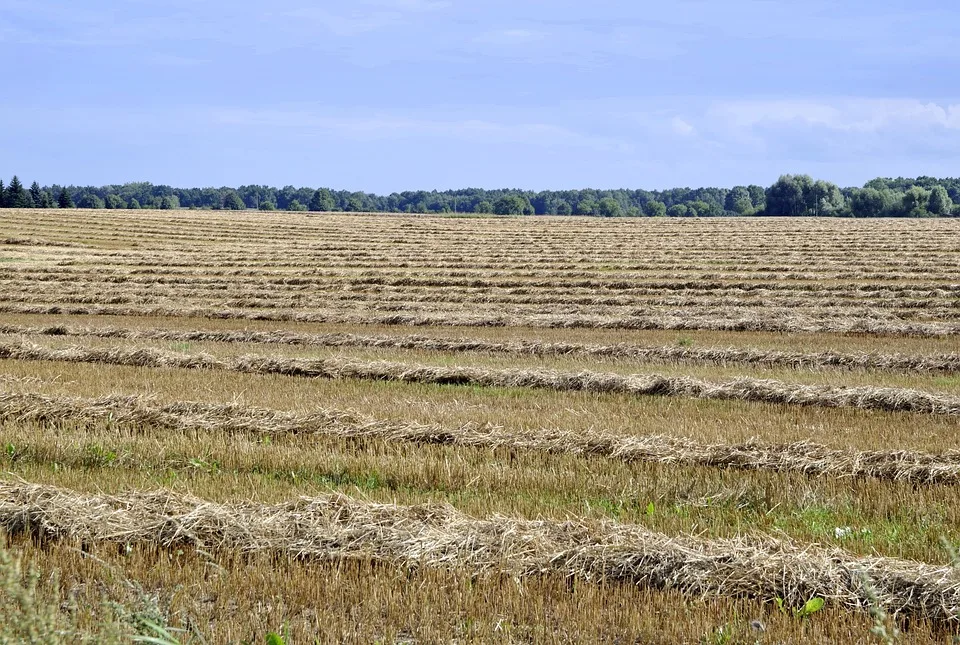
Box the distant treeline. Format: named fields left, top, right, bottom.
left=1, top=174, right=959, bottom=217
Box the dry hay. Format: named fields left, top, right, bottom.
left=2, top=391, right=960, bottom=484
left=2, top=340, right=960, bottom=416
left=2, top=323, right=958, bottom=374
left=0, top=302, right=957, bottom=338
left=0, top=482, right=957, bottom=623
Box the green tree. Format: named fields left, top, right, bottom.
left=287, top=199, right=307, bottom=212
left=644, top=200, right=666, bottom=217
left=902, top=187, right=931, bottom=217
left=927, top=185, right=953, bottom=216
left=850, top=188, right=885, bottom=217
left=222, top=192, right=245, bottom=210
left=259, top=201, right=277, bottom=211
left=127, top=197, right=140, bottom=209
left=77, top=193, right=104, bottom=209
left=667, top=204, right=689, bottom=217
left=345, top=195, right=365, bottom=212
left=475, top=200, right=493, bottom=214
left=4, top=176, right=30, bottom=208
left=104, top=194, right=124, bottom=209
left=688, top=200, right=723, bottom=217
left=808, top=179, right=845, bottom=216
left=493, top=195, right=531, bottom=215
left=309, top=188, right=335, bottom=212
left=57, top=188, right=74, bottom=208
left=746, top=185, right=766, bottom=212
left=575, top=199, right=597, bottom=215
left=764, top=175, right=806, bottom=216
left=159, top=195, right=180, bottom=210
left=0, top=180, right=5, bottom=207
left=555, top=202, right=572, bottom=215
left=597, top=197, right=621, bottom=217
left=724, top=186, right=754, bottom=215
left=29, top=182, right=44, bottom=208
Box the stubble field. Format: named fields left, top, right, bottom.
left=0, top=208, right=958, bottom=643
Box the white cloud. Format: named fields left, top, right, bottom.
left=670, top=117, right=695, bottom=136
left=281, top=0, right=449, bottom=36
left=708, top=99, right=960, bottom=133
left=147, top=53, right=209, bottom=67
left=474, top=28, right=546, bottom=45
left=211, top=107, right=626, bottom=151
left=368, top=0, right=450, bottom=10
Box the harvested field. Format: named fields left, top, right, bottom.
left=0, top=209, right=958, bottom=642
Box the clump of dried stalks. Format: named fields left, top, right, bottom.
left=2, top=323, right=958, bottom=374
left=0, top=482, right=957, bottom=623
left=2, top=340, right=960, bottom=416
left=2, top=391, right=959, bottom=484
left=0, top=302, right=957, bottom=338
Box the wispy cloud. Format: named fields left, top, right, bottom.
left=474, top=28, right=545, bottom=45
left=211, top=107, right=628, bottom=152
left=708, top=99, right=960, bottom=133
left=147, top=53, right=209, bottom=67
left=670, top=117, right=695, bottom=136
left=280, top=0, right=450, bottom=36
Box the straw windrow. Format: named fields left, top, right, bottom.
left=1, top=340, right=959, bottom=416
left=2, top=391, right=960, bottom=484
left=0, top=302, right=956, bottom=337
left=0, top=482, right=957, bottom=623
left=2, top=323, right=958, bottom=374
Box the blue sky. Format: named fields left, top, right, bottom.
left=2, top=0, right=959, bottom=192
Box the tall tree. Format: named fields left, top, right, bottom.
left=850, top=188, right=885, bottom=218
left=575, top=199, right=597, bottom=215
left=159, top=195, right=180, bottom=210
left=5, top=176, right=29, bottom=208
left=77, top=193, right=105, bottom=209
left=309, top=188, right=336, bottom=212
left=902, top=187, right=931, bottom=217
left=58, top=187, right=74, bottom=208
left=808, top=180, right=845, bottom=216
left=746, top=185, right=766, bottom=212
left=493, top=195, right=532, bottom=215
left=29, top=182, right=44, bottom=208
left=644, top=201, right=666, bottom=217
left=222, top=191, right=245, bottom=210
left=597, top=197, right=621, bottom=217
left=928, top=185, right=953, bottom=216
left=724, top=186, right=753, bottom=214
left=764, top=175, right=806, bottom=216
